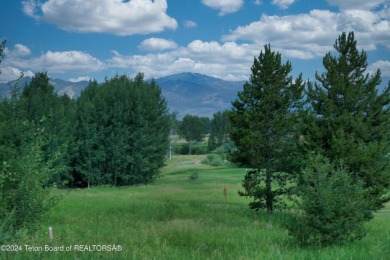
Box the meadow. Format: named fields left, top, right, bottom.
left=4, top=154, right=390, bottom=260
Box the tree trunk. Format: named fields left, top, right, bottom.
left=189, top=139, right=192, bottom=155
left=266, top=169, right=273, bottom=214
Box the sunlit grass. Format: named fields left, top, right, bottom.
left=5, top=155, right=390, bottom=259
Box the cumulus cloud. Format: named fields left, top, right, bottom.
left=31, top=51, right=106, bottom=73
left=0, top=67, right=34, bottom=83
left=186, top=40, right=255, bottom=62
left=272, top=0, right=295, bottom=10
left=22, top=0, right=177, bottom=35
left=222, top=8, right=390, bottom=59
left=184, top=20, right=197, bottom=28
left=12, top=44, right=31, bottom=57
left=5, top=50, right=106, bottom=75
left=109, top=40, right=257, bottom=81
left=138, top=38, right=178, bottom=51
left=327, top=0, right=388, bottom=10
left=21, top=0, right=40, bottom=18
left=201, top=0, right=244, bottom=16
left=4, top=44, right=31, bottom=58
left=1, top=48, right=106, bottom=83
left=69, top=76, right=92, bottom=82
left=368, top=60, right=390, bottom=77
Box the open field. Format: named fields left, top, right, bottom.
left=4, top=155, right=390, bottom=259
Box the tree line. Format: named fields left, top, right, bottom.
left=1, top=72, right=171, bottom=188
left=173, top=110, right=230, bottom=155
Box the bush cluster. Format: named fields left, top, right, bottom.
left=177, top=143, right=208, bottom=155
left=285, top=154, right=373, bottom=246
left=201, top=154, right=226, bottom=167
left=188, top=171, right=199, bottom=181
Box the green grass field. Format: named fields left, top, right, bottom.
left=4, top=155, right=390, bottom=259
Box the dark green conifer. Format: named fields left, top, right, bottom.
left=305, top=32, right=390, bottom=210
left=229, top=44, right=304, bottom=213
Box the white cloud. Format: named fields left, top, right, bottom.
left=138, top=38, right=178, bottom=51
left=12, top=44, right=31, bottom=57
left=253, top=0, right=262, bottom=6
left=21, top=0, right=40, bottom=18
left=368, top=60, right=390, bottom=77
left=4, top=44, right=31, bottom=58
left=201, top=0, right=244, bottom=16
left=31, top=51, right=106, bottom=73
left=272, top=0, right=295, bottom=10
left=327, top=0, right=388, bottom=10
left=22, top=0, right=177, bottom=36
left=186, top=40, right=255, bottom=62
left=6, top=50, right=106, bottom=74
left=1, top=48, right=105, bottom=82
left=109, top=40, right=257, bottom=81
left=222, top=8, right=390, bottom=59
left=0, top=67, right=34, bottom=83
left=69, top=76, right=91, bottom=82
left=184, top=20, right=197, bottom=28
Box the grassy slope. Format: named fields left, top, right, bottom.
left=5, top=155, right=390, bottom=259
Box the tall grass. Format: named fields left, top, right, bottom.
left=4, top=155, right=390, bottom=259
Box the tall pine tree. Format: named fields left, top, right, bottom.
left=229, top=44, right=304, bottom=213
left=305, top=32, right=390, bottom=210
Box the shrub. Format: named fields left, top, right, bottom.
left=201, top=154, right=225, bottom=167
left=0, top=125, right=61, bottom=241
left=285, top=154, right=373, bottom=246
left=189, top=172, right=199, bottom=181
left=178, top=143, right=208, bottom=155
left=214, top=141, right=236, bottom=155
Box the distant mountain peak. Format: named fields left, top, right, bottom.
left=157, top=72, right=227, bottom=82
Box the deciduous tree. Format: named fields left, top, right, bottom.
left=208, top=110, right=229, bottom=151
left=178, top=114, right=205, bottom=155
left=75, top=74, right=170, bottom=186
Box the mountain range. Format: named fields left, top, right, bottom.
left=0, top=73, right=245, bottom=118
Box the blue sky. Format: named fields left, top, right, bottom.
left=0, top=0, right=389, bottom=84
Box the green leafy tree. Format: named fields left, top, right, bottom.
left=168, top=111, right=180, bottom=160
left=18, top=72, right=74, bottom=186
left=0, top=47, right=60, bottom=239
left=179, top=114, right=206, bottom=155
left=304, top=32, right=390, bottom=210
left=74, top=80, right=102, bottom=187
left=0, top=119, right=64, bottom=238
left=286, top=154, right=373, bottom=246
left=75, top=74, right=170, bottom=186
left=0, top=123, right=61, bottom=238
left=229, top=44, right=304, bottom=213
left=208, top=110, right=229, bottom=151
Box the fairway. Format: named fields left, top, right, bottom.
left=5, top=155, right=390, bottom=260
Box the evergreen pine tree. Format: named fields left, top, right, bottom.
left=229, top=44, right=304, bottom=213
left=305, top=32, right=390, bottom=210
